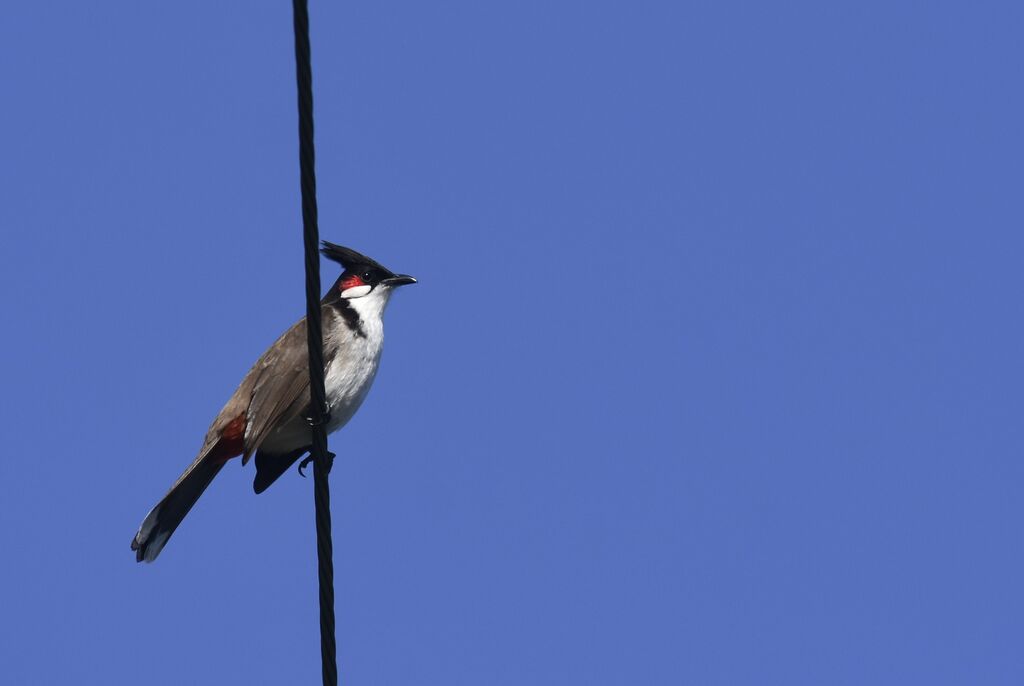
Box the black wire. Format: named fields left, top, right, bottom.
left=291, top=1, right=338, bottom=684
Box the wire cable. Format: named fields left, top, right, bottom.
left=291, top=1, right=338, bottom=684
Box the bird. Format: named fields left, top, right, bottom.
left=131, top=242, right=416, bottom=562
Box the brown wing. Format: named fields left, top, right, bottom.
left=196, top=306, right=342, bottom=465
left=240, top=316, right=314, bottom=463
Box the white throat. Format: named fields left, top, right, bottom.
left=346, top=286, right=392, bottom=327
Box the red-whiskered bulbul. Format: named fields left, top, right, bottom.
left=131, top=242, right=415, bottom=562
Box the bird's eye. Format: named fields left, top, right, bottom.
left=362, top=270, right=373, bottom=282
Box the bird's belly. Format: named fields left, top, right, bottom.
left=323, top=339, right=382, bottom=434
left=258, top=333, right=382, bottom=455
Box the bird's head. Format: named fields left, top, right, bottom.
left=321, top=241, right=417, bottom=300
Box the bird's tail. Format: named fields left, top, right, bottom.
left=131, top=455, right=226, bottom=563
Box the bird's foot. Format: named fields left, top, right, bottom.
left=298, top=451, right=336, bottom=478
left=305, top=407, right=332, bottom=427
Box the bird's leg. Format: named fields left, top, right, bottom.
left=299, top=402, right=334, bottom=477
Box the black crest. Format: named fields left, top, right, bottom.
left=320, top=242, right=389, bottom=273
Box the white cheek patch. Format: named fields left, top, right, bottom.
left=341, top=284, right=372, bottom=299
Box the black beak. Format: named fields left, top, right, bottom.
left=382, top=274, right=417, bottom=287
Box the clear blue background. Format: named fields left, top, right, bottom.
left=1, top=2, right=1021, bottom=683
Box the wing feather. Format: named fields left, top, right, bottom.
left=196, top=306, right=343, bottom=466
left=241, top=317, right=312, bottom=461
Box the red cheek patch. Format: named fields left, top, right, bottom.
left=341, top=275, right=366, bottom=291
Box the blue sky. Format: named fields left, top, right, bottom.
left=1, top=1, right=1022, bottom=683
